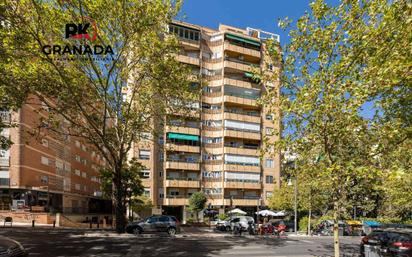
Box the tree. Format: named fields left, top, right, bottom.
left=1, top=0, right=195, bottom=232
left=188, top=191, right=207, bottom=222
left=261, top=0, right=411, bottom=256
left=131, top=195, right=153, bottom=219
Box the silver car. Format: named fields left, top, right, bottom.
left=126, top=215, right=180, bottom=235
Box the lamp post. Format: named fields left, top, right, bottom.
left=288, top=177, right=298, bottom=235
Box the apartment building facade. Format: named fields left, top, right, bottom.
left=0, top=97, right=110, bottom=214
left=130, top=21, right=281, bottom=222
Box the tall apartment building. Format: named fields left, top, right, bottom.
left=130, top=21, right=281, bottom=222
left=0, top=97, right=110, bottom=213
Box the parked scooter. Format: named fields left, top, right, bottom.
left=247, top=221, right=256, bottom=235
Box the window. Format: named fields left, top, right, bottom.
left=141, top=169, right=150, bottom=178
left=265, top=159, right=274, bottom=168
left=75, top=140, right=80, bottom=148
left=81, top=145, right=87, bottom=151
left=82, top=172, right=87, bottom=178
left=83, top=185, right=87, bottom=191
left=170, top=190, right=179, bottom=196
left=265, top=114, right=274, bottom=120
left=159, top=216, right=169, bottom=222
left=143, top=188, right=150, bottom=196
left=265, top=175, right=274, bottom=184
left=159, top=171, right=163, bottom=177
left=41, top=139, right=48, bottom=147
left=81, top=158, right=87, bottom=165
left=267, top=63, right=274, bottom=71
left=266, top=191, right=273, bottom=199
left=75, top=184, right=81, bottom=190
left=40, top=175, right=48, bottom=184
left=41, top=156, right=49, bottom=165
left=266, top=127, right=273, bottom=135
left=75, top=155, right=81, bottom=162
left=139, top=150, right=151, bottom=160
left=74, top=169, right=81, bottom=176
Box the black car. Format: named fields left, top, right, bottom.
left=0, top=236, right=28, bottom=257
left=126, top=215, right=180, bottom=236
left=360, top=228, right=412, bottom=257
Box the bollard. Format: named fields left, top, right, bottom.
left=89, top=221, right=92, bottom=229
left=32, top=220, right=35, bottom=227
left=97, top=221, right=99, bottom=229
left=53, top=220, right=56, bottom=228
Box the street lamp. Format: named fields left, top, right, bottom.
left=288, top=177, right=298, bottom=235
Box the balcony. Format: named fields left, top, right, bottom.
left=166, top=125, right=200, bottom=135
left=0, top=157, right=10, bottom=167
left=224, top=129, right=261, bottom=141
left=224, top=78, right=259, bottom=90
left=224, top=163, right=261, bottom=173
left=176, top=54, right=200, bottom=66
left=163, top=196, right=189, bottom=206
left=224, top=57, right=259, bottom=72
left=223, top=95, right=258, bottom=107
left=223, top=146, right=259, bottom=156
left=165, top=143, right=200, bottom=153
left=224, top=197, right=261, bottom=206
left=224, top=111, right=261, bottom=123
left=165, top=178, right=200, bottom=188
left=224, top=42, right=261, bottom=58
left=223, top=181, right=261, bottom=189
left=165, top=160, right=200, bottom=171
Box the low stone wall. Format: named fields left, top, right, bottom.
left=0, top=211, right=55, bottom=224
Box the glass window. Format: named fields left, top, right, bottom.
left=265, top=175, right=274, bottom=184
left=147, top=217, right=158, bottom=223
left=159, top=216, right=169, bottom=222
left=139, top=150, right=151, bottom=160
left=266, top=127, right=273, bottom=135
left=266, top=114, right=273, bottom=120
left=266, top=191, right=273, bottom=199
left=265, top=159, right=274, bottom=168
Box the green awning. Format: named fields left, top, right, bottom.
left=244, top=72, right=261, bottom=82
left=167, top=132, right=199, bottom=141
left=244, top=72, right=254, bottom=78
left=226, top=33, right=261, bottom=47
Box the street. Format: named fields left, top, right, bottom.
left=0, top=227, right=361, bottom=257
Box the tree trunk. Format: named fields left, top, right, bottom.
left=333, top=201, right=340, bottom=257
left=308, top=207, right=312, bottom=236
left=114, top=167, right=126, bottom=233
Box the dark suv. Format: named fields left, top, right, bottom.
left=360, top=228, right=412, bottom=257
left=126, top=215, right=180, bottom=236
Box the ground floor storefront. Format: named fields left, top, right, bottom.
left=0, top=188, right=111, bottom=214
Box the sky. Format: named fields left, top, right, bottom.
left=178, top=0, right=340, bottom=47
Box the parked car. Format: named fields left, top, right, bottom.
left=229, top=216, right=254, bottom=231
left=216, top=219, right=231, bottom=231
left=125, top=215, right=180, bottom=236
left=360, top=228, right=412, bottom=257
left=0, top=236, right=28, bottom=257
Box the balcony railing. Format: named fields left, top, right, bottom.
left=223, top=144, right=259, bottom=150
left=225, top=196, right=261, bottom=200
left=224, top=92, right=259, bottom=100
left=224, top=127, right=260, bottom=134
left=166, top=177, right=199, bottom=181
left=166, top=159, right=199, bottom=163
left=224, top=109, right=260, bottom=117
left=225, top=179, right=260, bottom=184
left=225, top=57, right=259, bottom=67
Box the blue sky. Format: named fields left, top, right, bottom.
left=178, top=0, right=340, bottom=47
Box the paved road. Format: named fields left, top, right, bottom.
left=0, top=227, right=361, bottom=257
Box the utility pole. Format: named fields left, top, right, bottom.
left=294, top=176, right=298, bottom=235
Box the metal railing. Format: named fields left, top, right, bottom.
left=225, top=57, right=259, bottom=67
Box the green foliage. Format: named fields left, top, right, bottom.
left=261, top=1, right=411, bottom=254
left=216, top=213, right=229, bottom=221
left=299, top=216, right=310, bottom=233
left=0, top=0, right=195, bottom=233
left=131, top=195, right=153, bottom=214
left=188, top=192, right=207, bottom=214
left=100, top=158, right=144, bottom=203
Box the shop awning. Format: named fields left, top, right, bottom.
left=167, top=132, right=199, bottom=141
left=226, top=33, right=261, bottom=47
